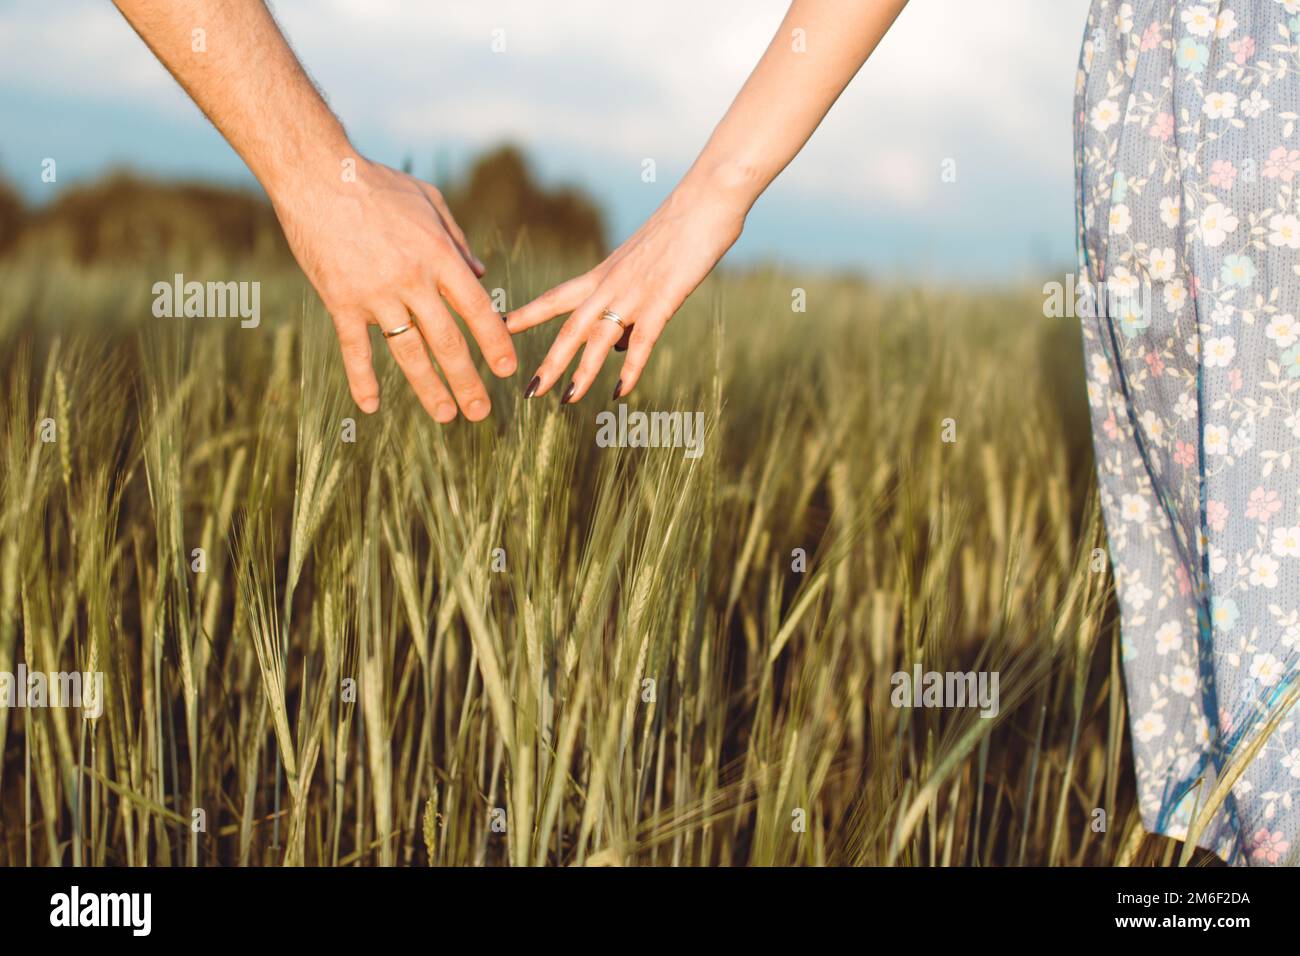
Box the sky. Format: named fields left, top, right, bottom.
left=0, top=0, right=1092, bottom=282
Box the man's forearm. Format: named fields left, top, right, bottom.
left=112, top=0, right=350, bottom=198
left=112, top=0, right=516, bottom=423
left=680, top=0, right=909, bottom=213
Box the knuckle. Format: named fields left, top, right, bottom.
left=631, top=326, right=658, bottom=346
left=457, top=384, right=489, bottom=405
left=459, top=291, right=493, bottom=317
left=411, top=366, right=441, bottom=391
left=406, top=367, right=441, bottom=396
left=440, top=356, right=481, bottom=391
left=450, top=377, right=489, bottom=407
left=403, top=261, right=434, bottom=289
left=428, top=231, right=459, bottom=259
left=556, top=320, right=585, bottom=348
left=340, top=340, right=371, bottom=365
left=331, top=309, right=370, bottom=337
left=390, top=333, right=425, bottom=363
left=427, top=324, right=465, bottom=356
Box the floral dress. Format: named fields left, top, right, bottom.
left=1077, top=0, right=1300, bottom=865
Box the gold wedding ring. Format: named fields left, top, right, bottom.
left=600, top=309, right=627, bottom=330
left=382, top=323, right=415, bottom=339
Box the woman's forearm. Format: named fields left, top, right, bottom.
left=508, top=0, right=912, bottom=403
left=678, top=0, right=910, bottom=213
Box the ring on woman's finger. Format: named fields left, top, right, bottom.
left=600, top=309, right=630, bottom=331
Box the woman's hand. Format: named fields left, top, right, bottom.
left=273, top=158, right=517, bottom=422
left=506, top=184, right=746, bottom=403
left=501, top=0, right=910, bottom=404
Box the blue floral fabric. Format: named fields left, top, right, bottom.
left=1077, top=0, right=1300, bottom=864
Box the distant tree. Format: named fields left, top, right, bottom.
left=0, top=146, right=606, bottom=265
left=8, top=172, right=288, bottom=264
left=443, top=145, right=606, bottom=260
left=0, top=178, right=23, bottom=256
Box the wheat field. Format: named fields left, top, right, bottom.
left=0, top=249, right=1222, bottom=866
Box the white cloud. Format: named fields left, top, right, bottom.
left=0, top=2, right=193, bottom=114
left=0, top=0, right=1091, bottom=271
left=289, top=0, right=1090, bottom=216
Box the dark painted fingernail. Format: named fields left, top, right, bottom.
left=560, top=381, right=576, bottom=405
left=524, top=375, right=540, bottom=399
left=614, top=342, right=628, bottom=353
left=501, top=312, right=509, bottom=323
left=612, top=380, right=622, bottom=401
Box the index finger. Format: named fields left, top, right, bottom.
left=505, top=273, right=599, bottom=334
left=438, top=257, right=518, bottom=378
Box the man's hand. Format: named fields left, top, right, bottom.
left=111, top=0, right=515, bottom=422
left=272, top=158, right=515, bottom=421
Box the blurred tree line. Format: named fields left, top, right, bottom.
left=0, top=145, right=606, bottom=265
